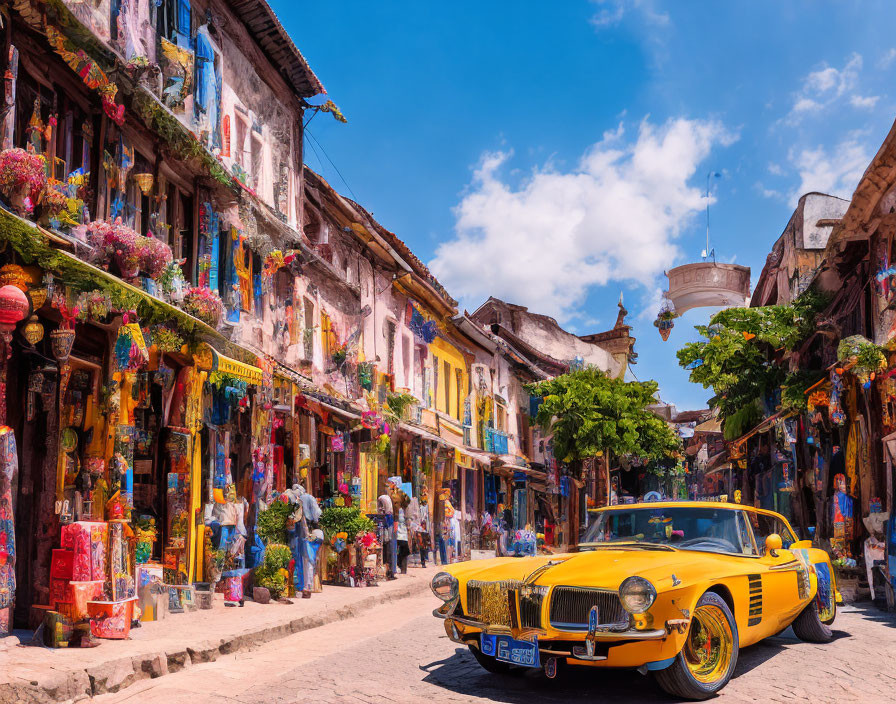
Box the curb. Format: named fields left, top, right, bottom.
left=0, top=579, right=430, bottom=704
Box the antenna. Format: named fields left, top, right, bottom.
left=704, top=171, right=721, bottom=262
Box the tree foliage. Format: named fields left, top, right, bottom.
left=676, top=289, right=829, bottom=423
left=526, top=369, right=680, bottom=464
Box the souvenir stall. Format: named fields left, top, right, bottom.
left=193, top=344, right=263, bottom=606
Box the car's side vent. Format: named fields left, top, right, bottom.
left=748, top=574, right=762, bottom=626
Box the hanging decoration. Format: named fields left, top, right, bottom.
left=44, top=26, right=125, bottom=126
left=114, top=312, right=149, bottom=371
left=654, top=297, right=677, bottom=341
left=0, top=285, right=28, bottom=425
left=406, top=301, right=437, bottom=343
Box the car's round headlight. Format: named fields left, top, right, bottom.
left=431, top=571, right=459, bottom=602
left=619, top=576, right=656, bottom=614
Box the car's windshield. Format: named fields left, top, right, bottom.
left=581, top=506, right=754, bottom=555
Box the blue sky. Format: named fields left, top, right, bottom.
left=278, top=0, right=896, bottom=411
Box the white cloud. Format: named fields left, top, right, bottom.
left=849, top=94, right=880, bottom=109
left=788, top=137, right=870, bottom=205
left=768, top=163, right=784, bottom=176
left=430, top=118, right=736, bottom=323
left=879, top=48, right=896, bottom=69
left=784, top=53, right=865, bottom=124
left=589, top=0, right=670, bottom=29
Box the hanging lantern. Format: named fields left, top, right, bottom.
left=22, top=315, right=44, bottom=345
left=133, top=172, right=154, bottom=196
left=27, top=286, right=47, bottom=311
left=0, top=264, right=29, bottom=292
left=0, top=284, right=30, bottom=331
left=50, top=328, right=76, bottom=363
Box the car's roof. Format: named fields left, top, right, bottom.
left=589, top=500, right=776, bottom=516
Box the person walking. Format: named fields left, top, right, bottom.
left=396, top=506, right=410, bottom=574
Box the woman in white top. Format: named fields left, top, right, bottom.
left=396, top=508, right=410, bottom=574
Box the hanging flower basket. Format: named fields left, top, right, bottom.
left=85, top=218, right=142, bottom=280
left=655, top=317, right=674, bottom=341
left=182, top=287, right=224, bottom=328
left=654, top=299, right=677, bottom=342
left=137, top=235, right=173, bottom=278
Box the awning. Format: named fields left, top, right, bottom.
left=400, top=423, right=492, bottom=465
left=313, top=397, right=362, bottom=422
left=694, top=418, right=722, bottom=434
left=494, top=454, right=529, bottom=469
left=193, top=343, right=263, bottom=384
left=210, top=349, right=263, bottom=384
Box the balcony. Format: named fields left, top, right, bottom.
left=665, top=262, right=750, bottom=315
left=485, top=427, right=510, bottom=455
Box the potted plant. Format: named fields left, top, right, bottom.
left=182, top=286, right=224, bottom=328
left=86, top=218, right=142, bottom=280
left=0, top=148, right=47, bottom=215
left=137, top=234, right=173, bottom=279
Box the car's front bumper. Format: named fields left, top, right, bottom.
left=434, top=603, right=687, bottom=668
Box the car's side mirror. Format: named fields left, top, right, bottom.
left=765, top=533, right=783, bottom=557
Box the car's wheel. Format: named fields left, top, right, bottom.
left=654, top=591, right=739, bottom=701
left=791, top=598, right=833, bottom=643
left=820, top=598, right=837, bottom=626
left=468, top=644, right=513, bottom=674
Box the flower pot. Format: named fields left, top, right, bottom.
left=50, top=328, right=75, bottom=363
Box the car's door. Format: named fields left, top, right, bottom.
left=746, top=511, right=809, bottom=634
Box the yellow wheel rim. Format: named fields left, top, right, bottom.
left=683, top=604, right=733, bottom=684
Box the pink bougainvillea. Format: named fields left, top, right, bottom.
left=182, top=286, right=224, bottom=328
left=0, top=148, right=47, bottom=210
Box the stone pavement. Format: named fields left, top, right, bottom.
left=0, top=564, right=438, bottom=704
left=93, top=594, right=896, bottom=704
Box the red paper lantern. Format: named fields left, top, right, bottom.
left=0, top=284, right=29, bottom=330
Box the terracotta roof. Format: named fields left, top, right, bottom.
left=227, top=0, right=324, bottom=98
left=672, top=409, right=712, bottom=424
left=345, top=199, right=457, bottom=308
left=489, top=323, right=569, bottom=375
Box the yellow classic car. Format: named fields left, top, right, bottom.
left=431, top=501, right=840, bottom=700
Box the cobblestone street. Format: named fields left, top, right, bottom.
left=96, top=593, right=896, bottom=704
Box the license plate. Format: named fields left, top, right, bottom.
left=480, top=633, right=540, bottom=668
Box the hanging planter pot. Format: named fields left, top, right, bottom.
left=50, top=327, right=76, bottom=363
left=655, top=317, right=674, bottom=341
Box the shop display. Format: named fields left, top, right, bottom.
left=87, top=597, right=137, bottom=639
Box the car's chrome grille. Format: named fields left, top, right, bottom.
left=549, top=587, right=627, bottom=630
left=466, top=580, right=544, bottom=629
left=518, top=587, right=545, bottom=629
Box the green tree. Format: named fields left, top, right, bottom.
left=526, top=369, right=680, bottom=471
left=676, top=288, right=829, bottom=431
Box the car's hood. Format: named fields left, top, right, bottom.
left=447, top=547, right=746, bottom=591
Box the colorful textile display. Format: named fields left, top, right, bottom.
left=0, top=427, right=16, bottom=633
left=60, top=521, right=107, bottom=582
left=45, top=26, right=124, bottom=125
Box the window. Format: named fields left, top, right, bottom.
left=432, top=357, right=439, bottom=409
left=303, top=297, right=314, bottom=360
left=250, top=132, right=263, bottom=190
left=386, top=320, right=396, bottom=377
left=455, top=369, right=463, bottom=422
left=176, top=190, right=195, bottom=283
left=402, top=335, right=411, bottom=391
left=443, top=361, right=451, bottom=416
left=749, top=512, right=797, bottom=554
left=496, top=402, right=507, bottom=432
left=234, top=113, right=248, bottom=168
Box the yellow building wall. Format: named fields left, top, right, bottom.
left=430, top=337, right=468, bottom=421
